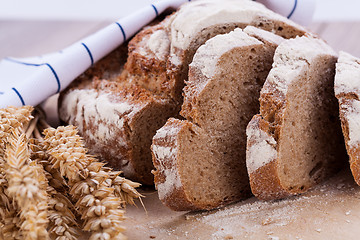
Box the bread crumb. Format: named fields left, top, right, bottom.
left=262, top=218, right=273, bottom=225
left=346, top=220, right=351, bottom=223
left=345, top=211, right=351, bottom=215
left=315, top=229, right=321, bottom=233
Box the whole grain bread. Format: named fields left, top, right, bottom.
left=59, top=0, right=306, bottom=185
left=151, top=27, right=284, bottom=211
left=246, top=36, right=347, bottom=200
left=335, top=51, right=360, bottom=185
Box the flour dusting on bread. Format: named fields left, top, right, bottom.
left=246, top=118, right=277, bottom=174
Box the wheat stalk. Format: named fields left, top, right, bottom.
left=1, top=208, right=23, bottom=240
left=0, top=106, right=143, bottom=239
left=42, top=126, right=127, bottom=240
left=4, top=128, right=49, bottom=240
left=0, top=159, right=19, bottom=240
left=0, top=106, right=34, bottom=239
left=29, top=139, right=79, bottom=240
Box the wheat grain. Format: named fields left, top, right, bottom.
left=29, top=139, right=68, bottom=193
left=43, top=126, right=127, bottom=240
left=0, top=106, right=34, bottom=239
left=2, top=208, right=23, bottom=240
left=0, top=106, right=33, bottom=159
left=47, top=186, right=79, bottom=240
left=29, top=138, right=79, bottom=240
left=4, top=129, right=49, bottom=240
left=105, top=170, right=143, bottom=207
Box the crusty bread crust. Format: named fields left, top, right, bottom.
left=246, top=115, right=291, bottom=200
left=335, top=51, right=360, bottom=185
left=152, top=118, right=200, bottom=211
left=60, top=80, right=177, bottom=185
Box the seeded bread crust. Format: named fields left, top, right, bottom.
left=335, top=51, right=360, bottom=185
left=246, top=36, right=347, bottom=200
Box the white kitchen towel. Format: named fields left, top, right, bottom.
left=0, top=0, right=315, bottom=108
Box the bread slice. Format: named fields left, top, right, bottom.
left=334, top=51, right=360, bottom=185
left=165, top=0, right=306, bottom=103
left=246, top=36, right=347, bottom=200
left=59, top=0, right=306, bottom=185
left=151, top=27, right=283, bottom=211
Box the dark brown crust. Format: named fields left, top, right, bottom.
left=152, top=119, right=200, bottom=211
left=334, top=52, right=360, bottom=186
left=250, top=16, right=306, bottom=39
left=247, top=115, right=291, bottom=200
left=250, top=161, right=291, bottom=200
left=337, top=97, right=360, bottom=185
left=121, top=14, right=175, bottom=99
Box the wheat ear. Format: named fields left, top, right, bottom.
left=4, top=129, right=49, bottom=240
left=1, top=208, right=23, bottom=240
left=43, top=126, right=127, bottom=240
left=47, top=185, right=79, bottom=240
left=29, top=139, right=79, bottom=240
left=0, top=106, right=33, bottom=158
left=0, top=158, right=20, bottom=240
left=0, top=106, right=35, bottom=239
left=105, top=170, right=143, bottom=207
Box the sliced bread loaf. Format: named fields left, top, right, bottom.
left=59, top=0, right=306, bottom=185
left=246, top=36, right=347, bottom=200
left=335, top=51, right=360, bottom=185
left=151, top=27, right=283, bottom=211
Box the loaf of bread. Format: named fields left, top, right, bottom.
left=59, top=0, right=306, bottom=184
left=151, top=27, right=284, bottom=211
left=335, top=51, right=360, bottom=186
left=246, top=36, right=347, bottom=200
